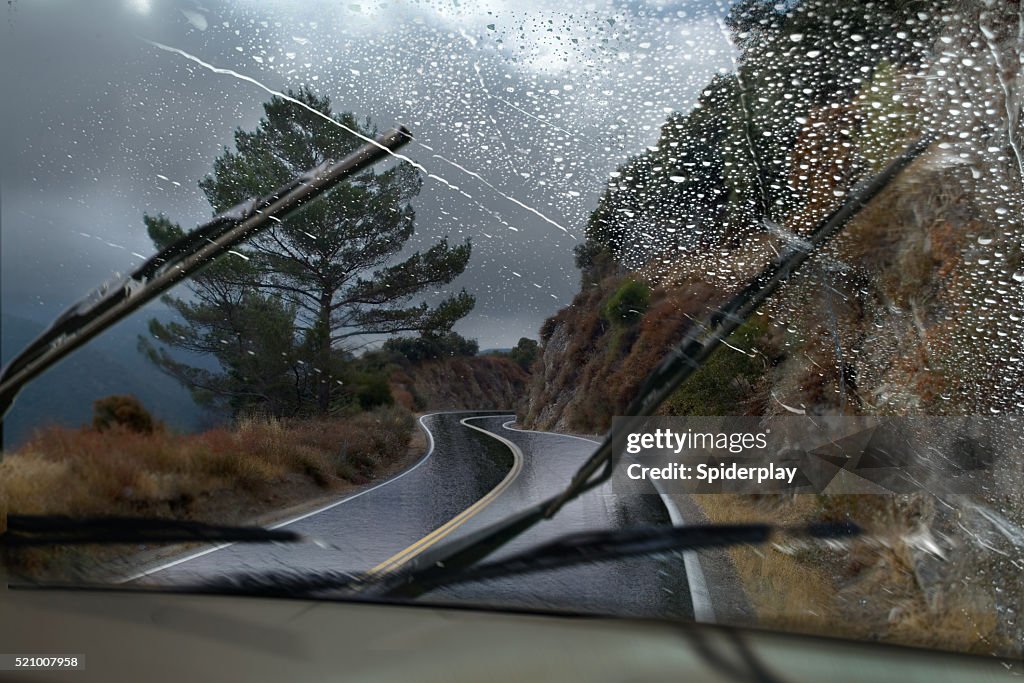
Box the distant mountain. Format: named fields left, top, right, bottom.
left=1, top=312, right=206, bottom=449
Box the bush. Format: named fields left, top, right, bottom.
left=661, top=320, right=768, bottom=416
left=574, top=240, right=616, bottom=283
left=603, top=278, right=651, bottom=326
left=333, top=406, right=415, bottom=479
left=509, top=337, right=539, bottom=370
left=539, top=315, right=559, bottom=342
left=383, top=332, right=479, bottom=362
left=350, top=371, right=394, bottom=410
left=92, top=395, right=156, bottom=434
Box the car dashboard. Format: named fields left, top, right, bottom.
left=0, top=586, right=1014, bottom=682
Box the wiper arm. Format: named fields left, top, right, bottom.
left=0, top=127, right=412, bottom=422
left=376, top=133, right=935, bottom=600
left=0, top=514, right=301, bottom=546
left=187, top=521, right=858, bottom=599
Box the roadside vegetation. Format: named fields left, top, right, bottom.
left=0, top=86, right=533, bottom=580
left=1, top=396, right=416, bottom=577
left=695, top=492, right=1007, bottom=656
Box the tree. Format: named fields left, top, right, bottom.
left=585, top=75, right=734, bottom=262
left=723, top=0, right=784, bottom=52
left=585, top=0, right=937, bottom=263
left=382, top=331, right=479, bottom=362
left=92, top=395, right=157, bottom=434
left=509, top=337, right=539, bottom=370
left=603, top=278, right=650, bottom=326
left=142, top=87, right=474, bottom=417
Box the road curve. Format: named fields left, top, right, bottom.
left=128, top=412, right=698, bottom=620
left=494, top=420, right=715, bottom=622
left=129, top=411, right=514, bottom=583
left=429, top=415, right=694, bottom=619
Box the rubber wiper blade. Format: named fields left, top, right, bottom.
left=0, top=127, right=412, bottom=422
left=0, top=514, right=301, bottom=546
left=394, top=521, right=859, bottom=594
left=377, top=133, right=935, bottom=601
left=188, top=521, right=858, bottom=599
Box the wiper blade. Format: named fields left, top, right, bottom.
left=377, top=133, right=935, bottom=600
left=0, top=514, right=302, bottom=546
left=0, top=127, right=412, bottom=422
left=386, top=521, right=858, bottom=594
left=187, top=521, right=858, bottom=599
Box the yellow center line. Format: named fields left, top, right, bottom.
left=359, top=415, right=523, bottom=580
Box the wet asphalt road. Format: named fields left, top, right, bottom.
left=137, top=411, right=694, bottom=619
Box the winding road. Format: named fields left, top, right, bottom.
left=129, top=411, right=706, bottom=620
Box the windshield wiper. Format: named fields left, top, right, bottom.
left=0, top=127, right=412, bottom=425
left=188, top=521, right=859, bottom=599
left=0, top=515, right=302, bottom=547
left=372, top=133, right=936, bottom=601
left=380, top=521, right=859, bottom=594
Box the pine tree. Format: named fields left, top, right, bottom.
left=141, top=87, right=474, bottom=416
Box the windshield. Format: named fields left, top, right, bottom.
left=1, top=0, right=1022, bottom=664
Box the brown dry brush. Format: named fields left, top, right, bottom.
left=0, top=405, right=415, bottom=578
left=1, top=405, right=414, bottom=517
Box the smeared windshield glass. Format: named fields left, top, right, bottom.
left=1, top=0, right=1022, bottom=664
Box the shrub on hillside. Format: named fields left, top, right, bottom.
left=573, top=240, right=616, bottom=284
left=92, top=395, right=157, bottom=434
left=660, top=320, right=771, bottom=416
left=603, top=278, right=651, bottom=326
left=349, top=371, right=394, bottom=410
left=509, top=337, right=539, bottom=370
left=383, top=332, right=479, bottom=362
left=333, top=406, right=415, bottom=480
left=539, top=315, right=559, bottom=342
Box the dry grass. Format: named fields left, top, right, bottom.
left=693, top=494, right=847, bottom=636
left=0, top=407, right=415, bottom=577
left=693, top=494, right=1013, bottom=656
left=2, top=407, right=414, bottom=516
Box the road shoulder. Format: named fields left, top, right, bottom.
left=665, top=492, right=757, bottom=626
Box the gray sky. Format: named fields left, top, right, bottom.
left=1, top=0, right=735, bottom=349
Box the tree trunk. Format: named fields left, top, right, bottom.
left=316, top=289, right=333, bottom=415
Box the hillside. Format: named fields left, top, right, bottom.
left=523, top=151, right=1001, bottom=431
left=390, top=355, right=529, bottom=412
left=521, top=128, right=1024, bottom=658
left=518, top=0, right=1024, bottom=657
